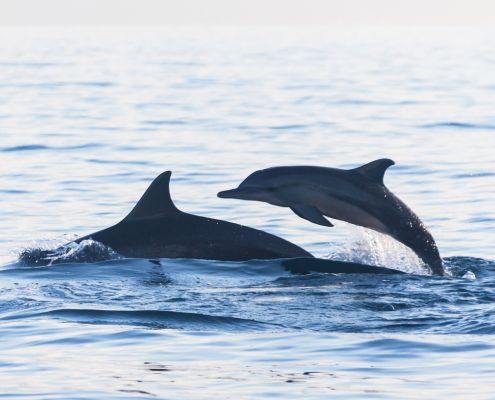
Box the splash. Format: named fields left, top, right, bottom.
left=326, top=226, right=429, bottom=275
left=18, top=239, right=122, bottom=266
left=462, top=270, right=476, bottom=280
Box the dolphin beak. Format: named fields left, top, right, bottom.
left=217, top=187, right=255, bottom=199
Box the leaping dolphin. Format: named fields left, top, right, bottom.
left=217, top=159, right=445, bottom=276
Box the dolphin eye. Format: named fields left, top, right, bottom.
left=265, top=186, right=277, bottom=192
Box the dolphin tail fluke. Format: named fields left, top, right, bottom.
left=123, top=171, right=179, bottom=220
left=290, top=205, right=334, bottom=227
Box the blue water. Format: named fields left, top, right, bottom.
left=1, top=27, right=495, bottom=398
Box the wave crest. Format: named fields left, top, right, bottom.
left=18, top=239, right=122, bottom=266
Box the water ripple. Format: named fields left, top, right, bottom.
left=1, top=143, right=104, bottom=152
left=0, top=81, right=115, bottom=88
left=420, top=122, right=495, bottom=130
left=1, top=27, right=495, bottom=398
left=4, top=308, right=275, bottom=331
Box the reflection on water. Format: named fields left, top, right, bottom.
left=1, top=321, right=494, bottom=399
left=0, top=27, right=494, bottom=398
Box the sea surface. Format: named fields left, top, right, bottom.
left=0, top=27, right=494, bottom=399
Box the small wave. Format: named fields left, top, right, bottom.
left=443, top=256, right=495, bottom=277
left=1, top=143, right=102, bottom=152
left=0, top=189, right=31, bottom=194
left=345, top=337, right=494, bottom=353
left=269, top=124, right=308, bottom=130
left=143, top=119, right=187, bottom=126
left=2, top=144, right=50, bottom=152
left=65, top=143, right=103, bottom=150
left=86, top=158, right=151, bottom=166
left=331, top=99, right=374, bottom=105
left=18, top=240, right=122, bottom=266
left=420, top=122, right=495, bottom=130
left=5, top=308, right=273, bottom=331
left=453, top=172, right=495, bottom=179
left=0, top=61, right=71, bottom=67
left=0, top=81, right=114, bottom=88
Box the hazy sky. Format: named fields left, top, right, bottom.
left=0, top=0, right=494, bottom=26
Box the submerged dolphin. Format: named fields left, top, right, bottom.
left=70, top=171, right=312, bottom=261
left=218, top=159, right=445, bottom=275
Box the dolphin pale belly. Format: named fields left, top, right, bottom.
left=218, top=159, right=445, bottom=275
left=72, top=171, right=312, bottom=261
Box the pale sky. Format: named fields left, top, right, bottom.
left=0, top=0, right=494, bottom=26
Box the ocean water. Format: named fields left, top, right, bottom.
left=0, top=26, right=494, bottom=398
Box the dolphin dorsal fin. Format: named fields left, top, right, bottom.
left=353, top=159, right=395, bottom=184
left=124, top=171, right=178, bottom=220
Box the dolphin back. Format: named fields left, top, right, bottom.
left=76, top=171, right=313, bottom=261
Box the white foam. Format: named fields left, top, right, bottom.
left=326, top=226, right=430, bottom=275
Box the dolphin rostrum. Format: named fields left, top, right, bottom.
left=69, top=171, right=313, bottom=261
left=218, top=159, right=445, bottom=275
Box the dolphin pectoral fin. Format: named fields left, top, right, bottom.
left=290, top=205, right=334, bottom=227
